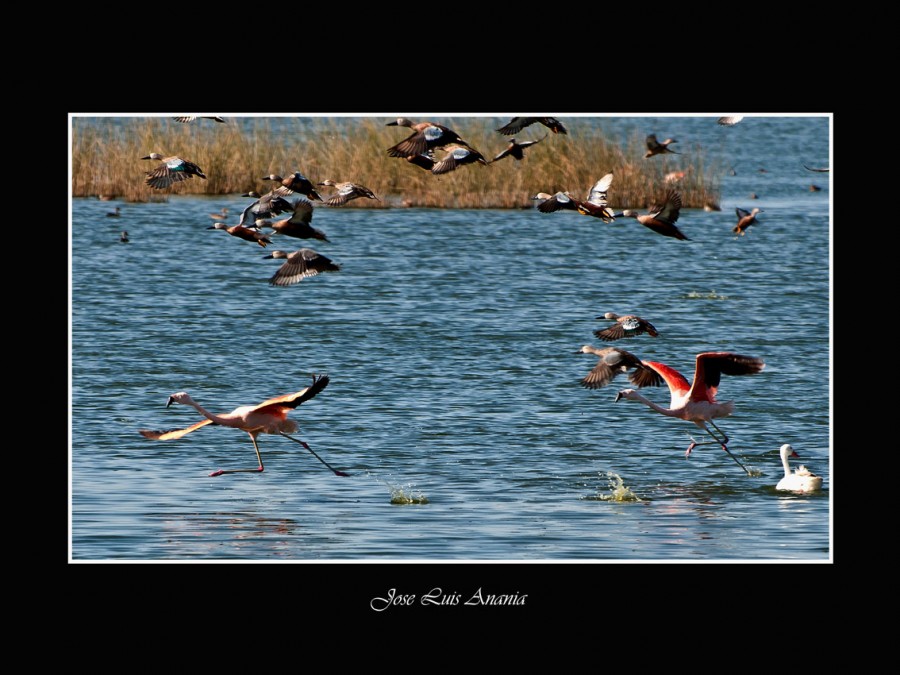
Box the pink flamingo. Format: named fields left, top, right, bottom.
left=139, top=374, right=348, bottom=477
left=613, top=352, right=765, bottom=474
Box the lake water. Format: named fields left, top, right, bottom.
left=69, top=115, right=831, bottom=565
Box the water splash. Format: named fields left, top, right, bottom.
left=583, top=472, right=643, bottom=502
left=389, top=486, right=430, bottom=505
left=367, top=471, right=429, bottom=505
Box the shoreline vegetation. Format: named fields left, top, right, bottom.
left=71, top=116, right=721, bottom=209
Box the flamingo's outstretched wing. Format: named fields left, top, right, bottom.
left=254, top=374, right=330, bottom=412
left=693, top=352, right=765, bottom=399
left=139, top=419, right=213, bottom=440
left=643, top=360, right=691, bottom=407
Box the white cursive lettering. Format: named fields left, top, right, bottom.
left=420, top=587, right=462, bottom=606
left=465, top=587, right=528, bottom=606
left=370, top=588, right=417, bottom=612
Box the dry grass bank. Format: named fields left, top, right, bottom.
left=71, top=116, right=720, bottom=209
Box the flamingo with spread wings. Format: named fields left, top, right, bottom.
left=614, top=352, right=765, bottom=474
left=139, top=374, right=348, bottom=477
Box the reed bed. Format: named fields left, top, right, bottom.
left=71, top=116, right=721, bottom=209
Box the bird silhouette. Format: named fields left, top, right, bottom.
left=172, top=116, right=225, bottom=123
left=496, top=117, right=567, bottom=135
left=644, top=134, right=679, bottom=158
left=490, top=135, right=547, bottom=163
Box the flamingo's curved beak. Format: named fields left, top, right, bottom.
left=614, top=391, right=624, bottom=402
left=166, top=396, right=175, bottom=408
left=791, top=449, right=800, bottom=458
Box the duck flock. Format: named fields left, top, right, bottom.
left=131, top=114, right=827, bottom=489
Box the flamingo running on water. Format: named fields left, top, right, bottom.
left=613, top=352, right=765, bottom=474
left=139, top=374, right=348, bottom=477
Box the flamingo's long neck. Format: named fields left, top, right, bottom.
left=628, top=391, right=679, bottom=418
left=183, top=397, right=233, bottom=427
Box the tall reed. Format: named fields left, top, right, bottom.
left=71, top=116, right=720, bottom=208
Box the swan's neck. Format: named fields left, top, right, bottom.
left=782, top=452, right=793, bottom=478
left=629, top=392, right=678, bottom=417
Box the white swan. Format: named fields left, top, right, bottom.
left=775, top=444, right=823, bottom=492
